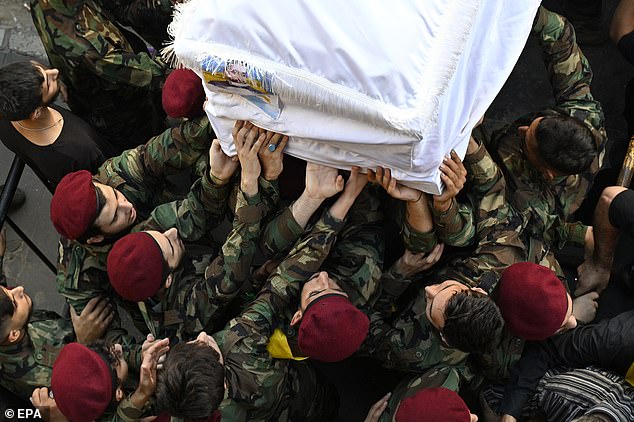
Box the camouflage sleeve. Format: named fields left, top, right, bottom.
left=260, top=206, right=304, bottom=258
left=432, top=200, right=475, bottom=248
left=212, top=213, right=345, bottom=422
left=433, top=139, right=505, bottom=247
left=95, top=116, right=212, bottom=202
left=0, top=351, right=51, bottom=400
left=532, top=6, right=606, bottom=148
left=83, top=37, right=165, bottom=90
left=142, top=172, right=232, bottom=241
left=0, top=317, right=74, bottom=400
left=258, top=177, right=281, bottom=216
left=379, top=367, right=462, bottom=422
left=553, top=221, right=588, bottom=249
left=55, top=241, right=109, bottom=312
left=242, top=211, right=346, bottom=331
left=321, top=186, right=384, bottom=306
left=55, top=241, right=135, bottom=346
left=365, top=267, right=412, bottom=320
left=176, top=190, right=268, bottom=338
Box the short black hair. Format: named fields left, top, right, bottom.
left=442, top=290, right=503, bottom=353
left=155, top=342, right=225, bottom=419
left=535, top=115, right=596, bottom=175
left=87, top=340, right=122, bottom=411
left=0, top=61, right=44, bottom=120
left=0, top=289, right=15, bottom=342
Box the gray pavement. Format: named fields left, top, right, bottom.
left=1, top=1, right=63, bottom=313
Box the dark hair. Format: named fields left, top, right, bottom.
left=87, top=340, right=122, bottom=411
left=0, top=61, right=44, bottom=120
left=0, top=289, right=15, bottom=341
left=77, top=185, right=107, bottom=243
left=442, top=290, right=503, bottom=353
left=155, top=342, right=225, bottom=419
left=535, top=115, right=596, bottom=175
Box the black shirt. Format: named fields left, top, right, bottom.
left=0, top=104, right=117, bottom=192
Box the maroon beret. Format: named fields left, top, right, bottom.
left=395, top=387, right=470, bottom=422
left=498, top=262, right=568, bottom=340
left=108, top=232, right=165, bottom=301
left=298, top=294, right=369, bottom=362
left=162, top=68, right=206, bottom=118
left=50, top=170, right=97, bottom=240
left=52, top=343, right=113, bottom=422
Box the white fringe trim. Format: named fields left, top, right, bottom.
left=164, top=0, right=483, bottom=138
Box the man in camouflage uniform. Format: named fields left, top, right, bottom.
left=116, top=163, right=369, bottom=421
left=437, top=7, right=606, bottom=288
left=354, top=133, right=521, bottom=400
left=106, top=123, right=288, bottom=341
left=30, top=0, right=170, bottom=149
left=0, top=229, right=129, bottom=401
left=52, top=116, right=218, bottom=343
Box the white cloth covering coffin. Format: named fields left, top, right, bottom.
left=167, top=0, right=541, bottom=194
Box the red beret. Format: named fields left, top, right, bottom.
left=396, top=387, right=470, bottom=422
left=498, top=262, right=568, bottom=340
left=52, top=343, right=113, bottom=422
left=162, top=68, right=205, bottom=118
left=298, top=294, right=369, bottom=362
left=108, top=232, right=165, bottom=301
left=50, top=170, right=97, bottom=240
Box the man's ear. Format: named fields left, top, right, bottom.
left=165, top=274, right=173, bottom=289
left=86, top=235, right=105, bottom=244
left=7, top=328, right=21, bottom=344
left=517, top=125, right=529, bottom=137
left=472, top=287, right=487, bottom=296
left=115, top=386, right=124, bottom=402
left=290, top=309, right=303, bottom=327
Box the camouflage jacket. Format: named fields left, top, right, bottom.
left=379, top=366, right=464, bottom=422
left=484, top=7, right=606, bottom=274
left=433, top=140, right=527, bottom=289
left=0, top=310, right=73, bottom=400
left=135, top=188, right=270, bottom=341
left=213, top=211, right=345, bottom=422
left=360, top=269, right=472, bottom=376
left=56, top=117, right=214, bottom=343
left=30, top=0, right=167, bottom=148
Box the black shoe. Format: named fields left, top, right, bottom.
left=0, top=185, right=26, bottom=211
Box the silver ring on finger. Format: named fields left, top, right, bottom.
left=268, top=143, right=277, bottom=152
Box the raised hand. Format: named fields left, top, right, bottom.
left=329, top=166, right=369, bottom=220
left=434, top=150, right=466, bottom=212
left=209, top=138, right=239, bottom=185
left=368, top=167, right=422, bottom=202
left=304, top=162, right=345, bottom=201
left=363, top=393, right=391, bottom=422
left=132, top=334, right=170, bottom=407
left=70, top=297, right=114, bottom=344
left=393, top=245, right=444, bottom=279
left=234, top=121, right=267, bottom=196
left=31, top=387, right=68, bottom=422
left=258, top=130, right=289, bottom=181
